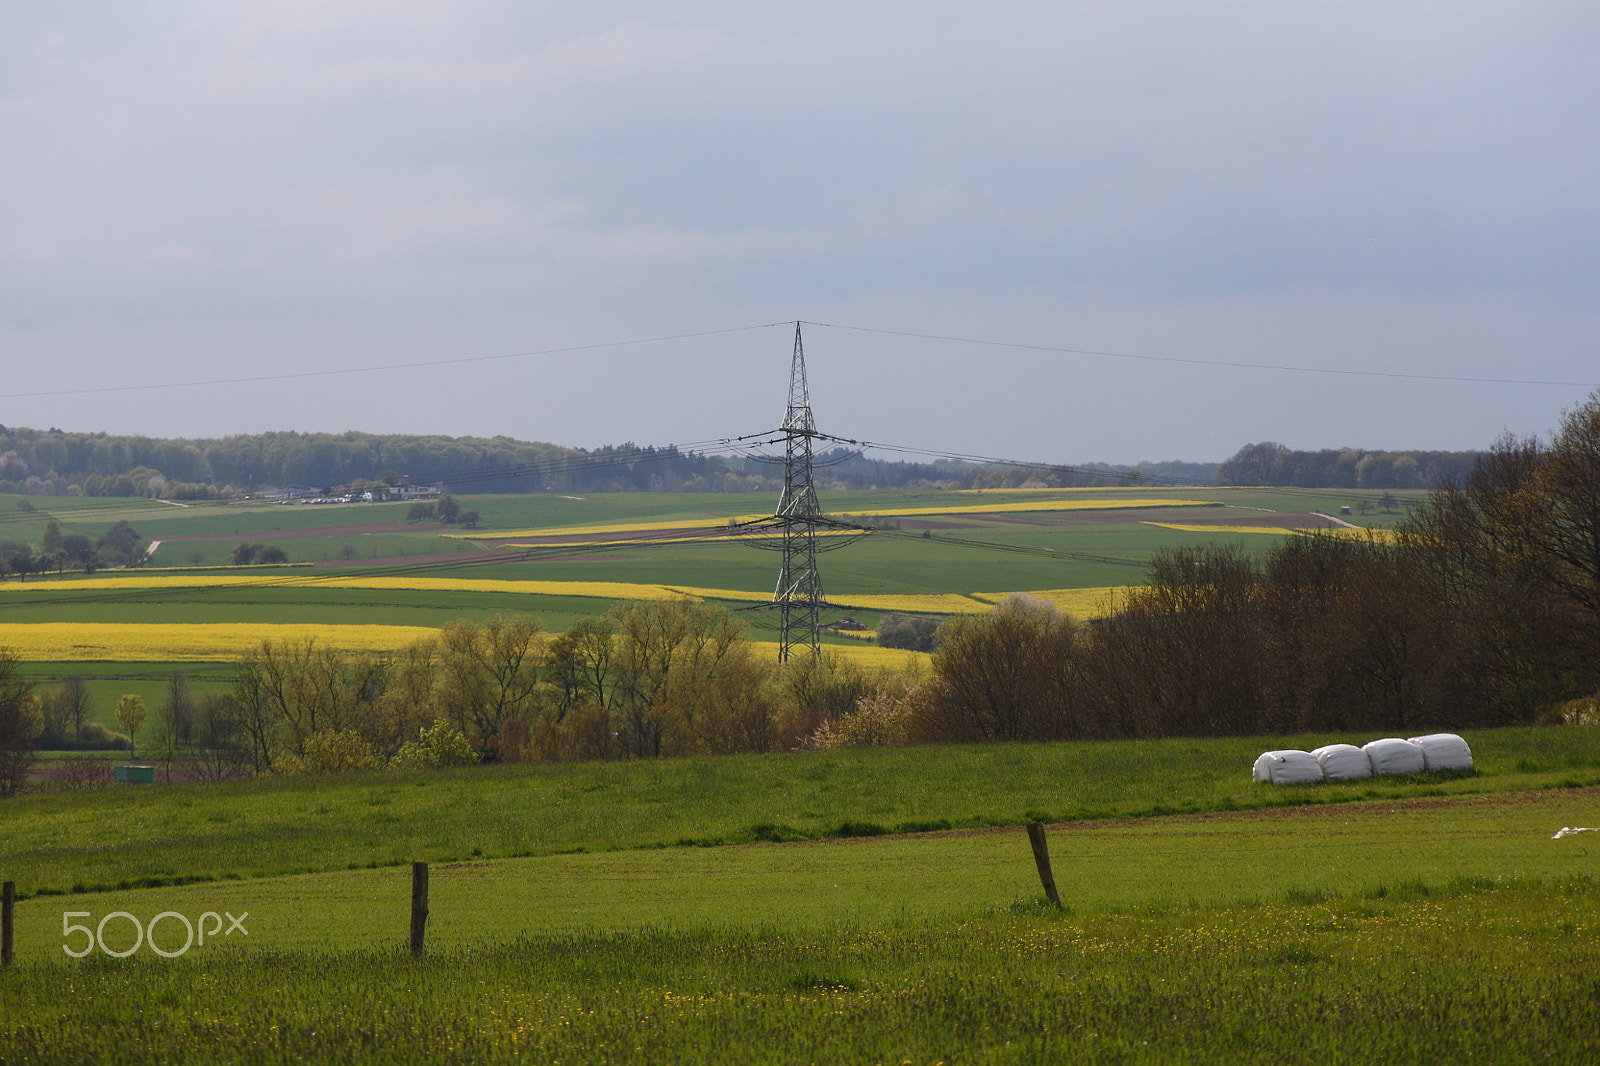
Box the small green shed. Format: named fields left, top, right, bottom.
left=114, top=765, right=155, bottom=784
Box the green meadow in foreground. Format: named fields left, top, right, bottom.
left=8, top=727, right=1600, bottom=896
left=3, top=878, right=1596, bottom=1064
left=4, top=728, right=1600, bottom=1063
left=3, top=784, right=1597, bottom=965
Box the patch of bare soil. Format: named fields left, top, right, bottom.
left=793, top=785, right=1600, bottom=846
left=469, top=526, right=719, bottom=547
left=893, top=519, right=981, bottom=530
left=312, top=549, right=628, bottom=567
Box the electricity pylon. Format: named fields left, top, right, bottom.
left=773, top=322, right=825, bottom=662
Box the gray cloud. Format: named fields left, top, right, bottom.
left=3, top=1, right=1597, bottom=460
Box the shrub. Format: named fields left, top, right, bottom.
left=42, top=755, right=113, bottom=792
left=391, top=718, right=479, bottom=769
left=876, top=613, right=940, bottom=652
left=296, top=729, right=383, bottom=774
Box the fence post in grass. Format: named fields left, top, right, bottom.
left=2, top=880, right=14, bottom=967
left=1026, top=822, right=1062, bottom=909
left=410, top=862, right=429, bottom=958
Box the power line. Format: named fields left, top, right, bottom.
left=0, top=323, right=792, bottom=399
left=8, top=317, right=1591, bottom=403
left=802, top=320, right=1600, bottom=389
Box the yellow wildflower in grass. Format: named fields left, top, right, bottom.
left=0, top=623, right=440, bottom=662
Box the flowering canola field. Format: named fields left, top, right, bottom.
left=0, top=621, right=931, bottom=665
left=0, top=622, right=440, bottom=662
left=4, top=574, right=1129, bottom=619
left=461, top=497, right=1213, bottom=541
left=1144, top=521, right=1398, bottom=543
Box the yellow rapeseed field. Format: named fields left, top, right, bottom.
left=969, top=587, right=1124, bottom=618
left=0, top=623, right=440, bottom=662
left=833, top=498, right=1210, bottom=519
left=815, top=643, right=930, bottom=669
left=0, top=621, right=936, bottom=666
left=456, top=497, right=1212, bottom=541
left=1142, top=522, right=1302, bottom=536
left=0, top=575, right=701, bottom=601
left=661, top=586, right=992, bottom=615
left=2, top=574, right=1132, bottom=621
left=1143, top=521, right=1398, bottom=543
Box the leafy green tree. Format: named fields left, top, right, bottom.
left=0, top=649, right=42, bottom=796
left=115, top=694, right=147, bottom=759
left=391, top=718, right=478, bottom=769
left=432, top=616, right=545, bottom=749
left=96, top=520, right=144, bottom=565
left=297, top=729, right=382, bottom=774
left=231, top=542, right=288, bottom=565
left=876, top=613, right=940, bottom=652
left=1, top=542, right=36, bottom=580
left=545, top=615, right=615, bottom=718
left=923, top=594, right=1082, bottom=742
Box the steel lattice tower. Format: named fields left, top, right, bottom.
left=773, top=322, right=825, bottom=662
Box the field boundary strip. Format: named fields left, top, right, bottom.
left=1143, top=522, right=1399, bottom=543
left=454, top=497, right=1216, bottom=540
left=0, top=574, right=1132, bottom=618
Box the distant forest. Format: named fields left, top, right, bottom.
left=0, top=425, right=1482, bottom=499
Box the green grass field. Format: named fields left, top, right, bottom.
left=2, top=485, right=1424, bottom=719
left=9, top=726, right=1599, bottom=896
left=21, top=484, right=1582, bottom=1062
left=4, top=729, right=1599, bottom=1062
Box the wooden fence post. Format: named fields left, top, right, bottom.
left=2, top=880, right=15, bottom=967
left=1026, top=822, right=1062, bottom=909
left=410, top=862, right=429, bottom=958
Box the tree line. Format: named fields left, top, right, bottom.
left=1215, top=441, right=1484, bottom=489
left=2, top=424, right=1482, bottom=502
left=1, top=519, right=144, bottom=579
left=902, top=396, right=1600, bottom=743
left=1, top=394, right=1595, bottom=790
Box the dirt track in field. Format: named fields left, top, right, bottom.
left=801, top=785, right=1600, bottom=847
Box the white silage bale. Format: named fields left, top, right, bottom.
left=1363, top=737, right=1425, bottom=776
left=1407, top=733, right=1473, bottom=772
left=1251, top=751, right=1279, bottom=783
left=1252, top=749, right=1323, bottom=785
left=1311, top=743, right=1372, bottom=781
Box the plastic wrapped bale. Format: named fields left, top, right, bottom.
left=1311, top=743, right=1372, bottom=781
left=1363, top=737, right=1425, bottom=776
left=1407, top=733, right=1473, bottom=772
left=1252, top=749, right=1324, bottom=785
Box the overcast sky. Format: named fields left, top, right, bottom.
left=3, top=1, right=1597, bottom=465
